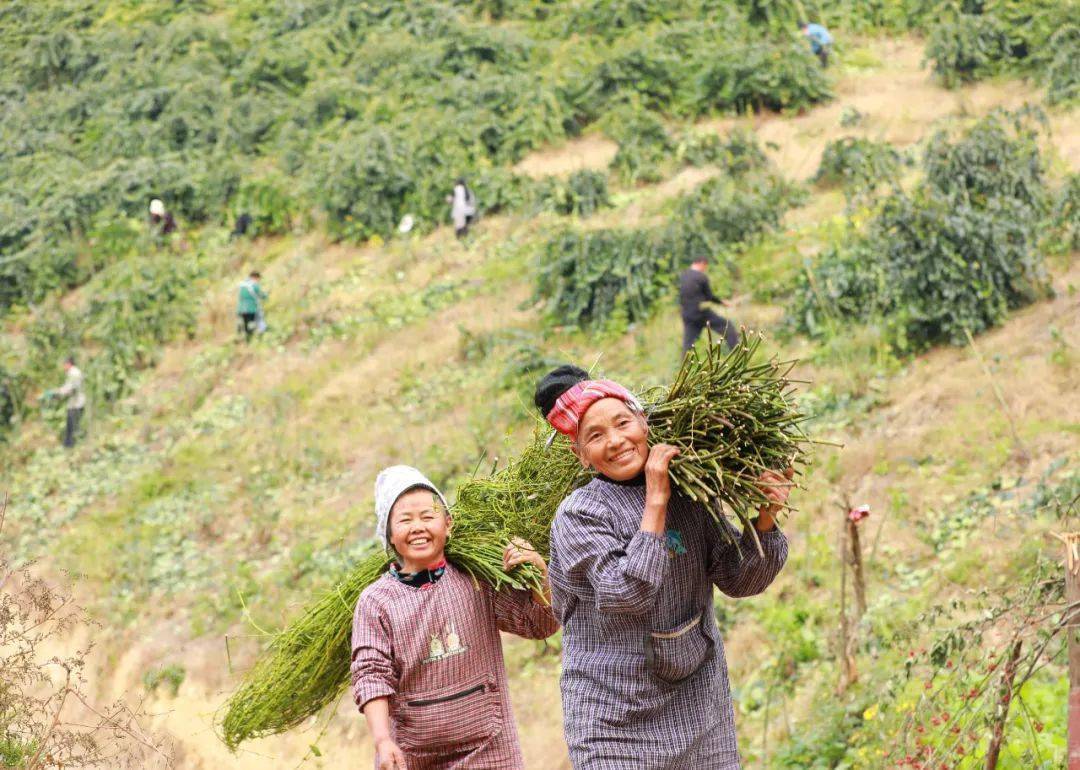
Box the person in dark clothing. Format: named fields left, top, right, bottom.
left=679, top=256, right=740, bottom=354
left=230, top=213, right=253, bottom=240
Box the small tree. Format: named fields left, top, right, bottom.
left=0, top=494, right=169, bottom=769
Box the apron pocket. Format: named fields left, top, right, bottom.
left=396, top=677, right=500, bottom=752
left=646, top=611, right=715, bottom=686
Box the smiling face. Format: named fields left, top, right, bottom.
left=573, top=397, right=649, bottom=481
left=387, top=488, right=451, bottom=573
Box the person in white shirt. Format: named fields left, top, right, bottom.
left=51, top=357, right=86, bottom=448
left=447, top=178, right=477, bottom=239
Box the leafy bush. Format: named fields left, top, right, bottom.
left=1051, top=174, right=1080, bottom=252
left=605, top=106, right=673, bottom=184
left=925, top=14, right=1012, bottom=87
left=923, top=107, right=1047, bottom=211
left=925, top=1, right=1074, bottom=89
left=814, top=136, right=903, bottom=199
left=669, top=173, right=805, bottom=253
left=697, top=40, right=832, bottom=113
left=314, top=128, right=417, bottom=242
left=790, top=111, right=1053, bottom=352
left=532, top=228, right=669, bottom=330
left=536, top=170, right=612, bottom=217
left=1039, top=25, right=1080, bottom=105
left=534, top=170, right=803, bottom=330
left=231, top=174, right=299, bottom=236
left=0, top=356, right=26, bottom=440
left=675, top=126, right=770, bottom=175
left=792, top=193, right=1049, bottom=349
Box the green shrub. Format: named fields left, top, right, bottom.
left=697, top=40, right=832, bottom=113
left=231, top=174, right=299, bottom=237
left=923, top=108, right=1047, bottom=211
left=1051, top=174, right=1080, bottom=252
left=536, top=170, right=612, bottom=217
left=531, top=228, right=669, bottom=330
left=564, top=0, right=677, bottom=39
left=925, top=13, right=1012, bottom=87
left=813, top=136, right=903, bottom=199
left=606, top=107, right=673, bottom=184
left=1039, top=25, right=1080, bottom=105
left=675, top=126, right=770, bottom=175
left=792, top=192, right=1048, bottom=349
left=0, top=355, right=26, bottom=440
left=791, top=111, right=1053, bottom=352
left=670, top=173, right=805, bottom=252
left=533, top=169, right=802, bottom=330
left=314, top=128, right=417, bottom=241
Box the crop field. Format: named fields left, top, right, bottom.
left=1, top=1, right=1078, bottom=769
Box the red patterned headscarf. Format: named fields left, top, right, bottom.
left=544, top=379, right=643, bottom=441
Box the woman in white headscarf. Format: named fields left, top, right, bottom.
left=351, top=465, right=559, bottom=770
left=148, top=198, right=177, bottom=235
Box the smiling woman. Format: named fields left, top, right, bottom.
left=534, top=365, right=792, bottom=770
left=351, top=465, right=560, bottom=770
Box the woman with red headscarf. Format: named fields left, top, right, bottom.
left=535, top=365, right=792, bottom=769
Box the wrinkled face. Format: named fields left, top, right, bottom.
left=573, top=397, right=649, bottom=481
left=388, top=488, right=451, bottom=572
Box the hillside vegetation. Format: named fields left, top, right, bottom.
left=2, top=1, right=1079, bottom=768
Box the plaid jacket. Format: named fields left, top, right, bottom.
left=352, top=562, right=559, bottom=769
left=548, top=476, right=788, bottom=769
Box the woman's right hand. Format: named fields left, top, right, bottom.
left=375, top=737, right=406, bottom=770
left=644, top=443, right=680, bottom=508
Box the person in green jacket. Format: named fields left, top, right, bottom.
left=237, top=271, right=267, bottom=342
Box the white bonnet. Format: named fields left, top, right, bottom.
left=374, top=465, right=450, bottom=550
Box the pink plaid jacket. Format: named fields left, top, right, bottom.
left=351, top=563, right=559, bottom=769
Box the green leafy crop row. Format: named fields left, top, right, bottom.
left=533, top=165, right=805, bottom=330
left=790, top=109, right=1056, bottom=353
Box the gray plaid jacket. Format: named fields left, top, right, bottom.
left=548, top=476, right=788, bottom=769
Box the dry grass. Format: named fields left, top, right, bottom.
left=513, top=134, right=619, bottom=178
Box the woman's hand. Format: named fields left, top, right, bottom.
left=503, top=537, right=546, bottom=575
left=505, top=537, right=552, bottom=605
left=755, top=467, right=795, bottom=531
left=375, top=737, right=406, bottom=770
left=640, top=444, right=680, bottom=535
left=644, top=444, right=680, bottom=507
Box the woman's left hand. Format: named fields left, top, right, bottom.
left=755, top=467, right=795, bottom=528
left=504, top=537, right=547, bottom=575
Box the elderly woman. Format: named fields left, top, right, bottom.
left=534, top=365, right=792, bottom=769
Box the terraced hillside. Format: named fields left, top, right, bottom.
left=2, top=2, right=1078, bottom=768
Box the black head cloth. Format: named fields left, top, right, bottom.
left=534, top=364, right=589, bottom=418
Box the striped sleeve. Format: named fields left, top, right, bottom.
left=350, top=594, right=397, bottom=710
left=554, top=500, right=671, bottom=616
left=707, top=519, right=789, bottom=598
left=491, top=586, right=561, bottom=639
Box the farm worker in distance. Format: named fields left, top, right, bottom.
left=351, top=465, right=559, bottom=770
left=800, top=20, right=833, bottom=67
left=446, top=178, right=477, bottom=239
left=236, top=270, right=268, bottom=343
left=148, top=198, right=177, bottom=236
left=533, top=366, right=793, bottom=769
left=45, top=356, right=86, bottom=448
left=679, top=255, right=740, bottom=354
